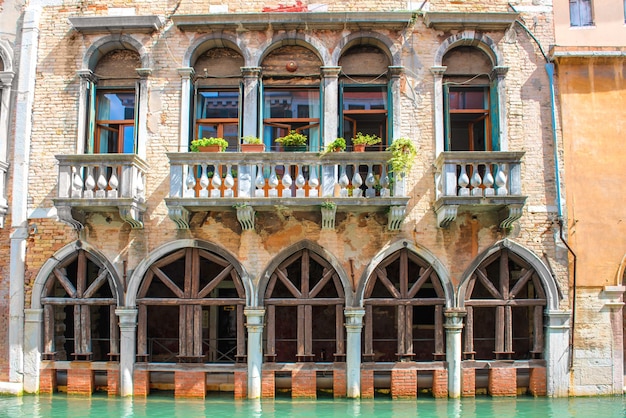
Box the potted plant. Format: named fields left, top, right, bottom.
left=190, top=137, right=229, bottom=152
left=321, top=137, right=346, bottom=154
left=276, top=130, right=308, bottom=152
left=387, top=137, right=417, bottom=177
left=241, top=136, right=265, bottom=152
left=352, top=132, right=381, bottom=152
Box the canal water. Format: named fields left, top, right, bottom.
left=1, top=393, right=625, bottom=417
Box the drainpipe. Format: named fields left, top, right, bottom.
left=9, top=5, right=41, bottom=391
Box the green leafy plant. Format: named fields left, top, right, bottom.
left=276, top=130, right=308, bottom=146
left=190, top=137, right=229, bottom=152
left=352, top=132, right=382, bottom=146
left=322, top=137, right=346, bottom=154
left=387, top=137, right=417, bottom=177
left=242, top=136, right=262, bottom=144
left=321, top=201, right=337, bottom=210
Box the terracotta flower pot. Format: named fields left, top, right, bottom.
left=198, top=145, right=223, bottom=152
left=241, top=143, right=265, bottom=152
left=353, top=143, right=366, bottom=152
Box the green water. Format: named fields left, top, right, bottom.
left=1, top=394, right=625, bottom=418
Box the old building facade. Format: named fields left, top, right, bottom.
left=0, top=0, right=581, bottom=398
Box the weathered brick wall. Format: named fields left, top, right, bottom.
left=333, top=366, right=347, bottom=398
left=174, top=370, right=206, bottom=398
left=67, top=364, right=95, bottom=395
left=488, top=367, right=517, bottom=397
left=461, top=368, right=475, bottom=397
left=292, top=368, right=316, bottom=398
left=360, top=369, right=374, bottom=399
left=390, top=368, right=417, bottom=399
left=431, top=369, right=448, bottom=398
left=528, top=367, right=547, bottom=396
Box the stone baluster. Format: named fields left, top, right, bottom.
left=84, top=166, right=96, bottom=198
left=458, top=164, right=470, bottom=196
left=184, top=165, right=196, bottom=197
left=255, top=164, right=266, bottom=197
left=495, top=163, right=508, bottom=195
left=224, top=164, right=235, bottom=197
left=199, top=165, right=209, bottom=197
left=483, top=164, right=495, bottom=196
left=380, top=166, right=390, bottom=197
left=295, top=164, right=306, bottom=197
left=338, top=164, right=349, bottom=197
left=281, top=164, right=293, bottom=198
left=365, top=164, right=376, bottom=197
left=351, top=164, right=363, bottom=197
left=96, top=166, right=107, bottom=198
left=470, top=164, right=482, bottom=196
left=308, top=165, right=319, bottom=197
left=268, top=164, right=279, bottom=197
left=108, top=166, right=119, bottom=198
left=210, top=170, right=222, bottom=198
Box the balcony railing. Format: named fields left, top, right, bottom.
left=165, top=151, right=410, bottom=230
left=53, top=154, right=148, bottom=229
left=434, top=151, right=527, bottom=228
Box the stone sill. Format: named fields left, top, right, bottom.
left=68, top=16, right=164, bottom=34
left=423, top=12, right=519, bottom=31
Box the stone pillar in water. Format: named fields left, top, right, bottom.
left=116, top=308, right=138, bottom=397
left=444, top=308, right=466, bottom=398
left=345, top=308, right=365, bottom=398
left=245, top=308, right=265, bottom=399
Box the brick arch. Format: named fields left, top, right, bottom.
left=126, top=239, right=252, bottom=307
left=332, top=31, right=399, bottom=67
left=182, top=33, right=250, bottom=68
left=82, top=34, right=151, bottom=70
left=433, top=30, right=502, bottom=68
left=253, top=33, right=330, bottom=67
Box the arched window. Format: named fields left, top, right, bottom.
left=339, top=44, right=390, bottom=151
left=261, top=45, right=322, bottom=152
left=136, top=248, right=246, bottom=363
left=363, top=249, right=446, bottom=361
left=41, top=250, right=118, bottom=361
left=264, top=249, right=345, bottom=362
left=192, top=47, right=243, bottom=151
left=463, top=248, right=546, bottom=360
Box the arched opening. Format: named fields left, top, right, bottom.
left=40, top=249, right=118, bottom=362
left=363, top=248, right=446, bottom=362
left=462, top=248, right=546, bottom=360
left=263, top=248, right=345, bottom=363
left=136, top=247, right=246, bottom=363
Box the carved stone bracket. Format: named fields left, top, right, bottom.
left=236, top=205, right=255, bottom=230
left=499, top=204, right=523, bottom=229
left=56, top=206, right=85, bottom=230
left=321, top=206, right=336, bottom=230
left=387, top=205, right=406, bottom=230
left=436, top=204, right=458, bottom=228
left=118, top=205, right=144, bottom=229
left=168, top=205, right=190, bottom=229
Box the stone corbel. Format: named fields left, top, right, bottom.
left=236, top=205, right=255, bottom=230
left=321, top=205, right=336, bottom=230
left=387, top=205, right=406, bottom=230
left=499, top=204, right=523, bottom=229
left=602, top=286, right=626, bottom=309
left=436, top=204, right=458, bottom=228
left=56, top=206, right=85, bottom=230
left=118, top=204, right=144, bottom=229
left=168, top=205, right=190, bottom=229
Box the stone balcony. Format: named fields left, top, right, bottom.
left=53, top=154, right=148, bottom=229
left=165, top=151, right=410, bottom=231
left=434, top=151, right=527, bottom=228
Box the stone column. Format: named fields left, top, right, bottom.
left=242, top=67, right=261, bottom=138
left=493, top=66, right=509, bottom=151
left=545, top=310, right=571, bottom=397
left=135, top=68, right=151, bottom=159
left=0, top=70, right=15, bottom=227
left=345, top=308, right=365, bottom=398
left=75, top=70, right=96, bottom=154
left=116, top=308, right=138, bottom=397
left=245, top=308, right=265, bottom=399
left=602, top=286, right=626, bottom=394
left=321, top=66, right=341, bottom=147
left=177, top=67, right=194, bottom=151
left=23, top=308, right=43, bottom=393
left=430, top=66, right=447, bottom=156
left=388, top=66, right=404, bottom=141
left=444, top=308, right=466, bottom=398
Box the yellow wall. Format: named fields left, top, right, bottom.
left=554, top=0, right=626, bottom=47
left=558, top=57, right=626, bottom=286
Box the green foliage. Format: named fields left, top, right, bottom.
left=322, top=137, right=346, bottom=154
left=321, top=201, right=337, bottom=210
left=352, top=132, right=382, bottom=146
left=275, top=130, right=308, bottom=146
left=387, top=137, right=417, bottom=176
left=190, top=137, right=229, bottom=152
left=241, top=136, right=262, bottom=144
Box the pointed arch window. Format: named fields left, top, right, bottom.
left=463, top=248, right=546, bottom=360
left=363, top=249, right=446, bottom=362
left=264, top=249, right=345, bottom=362
left=41, top=250, right=118, bottom=361
left=136, top=248, right=246, bottom=363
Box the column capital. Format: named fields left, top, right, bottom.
left=136, top=68, right=152, bottom=78
left=245, top=307, right=265, bottom=332
left=24, top=308, right=43, bottom=322
left=321, top=66, right=341, bottom=78
left=388, top=65, right=404, bottom=77
left=177, top=67, right=195, bottom=78
left=492, top=66, right=509, bottom=78
left=344, top=307, right=365, bottom=332
left=0, top=71, right=15, bottom=86
left=545, top=310, right=571, bottom=329
left=444, top=308, right=466, bottom=330
left=430, top=66, right=447, bottom=77
left=76, top=69, right=97, bottom=83
left=115, top=308, right=138, bottom=329
left=602, top=285, right=626, bottom=310
left=241, top=66, right=262, bottom=78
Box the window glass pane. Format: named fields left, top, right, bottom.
left=447, top=87, right=489, bottom=151
left=342, top=87, right=387, bottom=111
left=341, top=86, right=388, bottom=150
left=196, top=91, right=239, bottom=119
left=97, top=92, right=135, bottom=120
left=263, top=88, right=320, bottom=151
left=570, top=0, right=593, bottom=26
